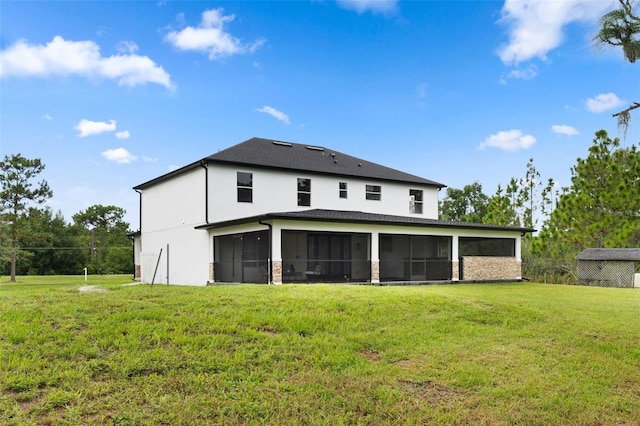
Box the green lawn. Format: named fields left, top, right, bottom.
left=1, top=276, right=639, bottom=425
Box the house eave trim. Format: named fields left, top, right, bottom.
left=206, top=159, right=446, bottom=188
left=195, top=210, right=535, bottom=234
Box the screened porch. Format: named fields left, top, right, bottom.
left=281, top=230, right=371, bottom=283
left=213, top=230, right=270, bottom=283
left=379, top=234, right=452, bottom=282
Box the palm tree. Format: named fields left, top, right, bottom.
left=594, top=0, right=640, bottom=132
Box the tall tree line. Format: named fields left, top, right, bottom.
left=439, top=130, right=639, bottom=283
left=0, top=154, right=133, bottom=279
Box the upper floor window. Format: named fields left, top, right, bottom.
left=237, top=172, right=252, bottom=203
left=366, top=184, right=381, bottom=201
left=339, top=182, right=348, bottom=199
left=298, top=178, right=311, bottom=206
left=409, top=189, right=423, bottom=214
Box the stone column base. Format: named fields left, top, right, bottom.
left=371, top=260, right=380, bottom=283
left=272, top=260, right=282, bottom=285
left=451, top=260, right=459, bottom=281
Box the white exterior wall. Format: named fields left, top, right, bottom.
left=207, top=164, right=440, bottom=222
left=137, top=161, right=522, bottom=286
left=138, top=167, right=211, bottom=285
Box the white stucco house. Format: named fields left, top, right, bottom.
left=131, top=137, right=533, bottom=285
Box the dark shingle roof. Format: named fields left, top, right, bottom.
left=195, top=209, right=535, bottom=234
left=206, top=137, right=444, bottom=187
left=134, top=137, right=444, bottom=189
left=576, top=248, right=640, bottom=261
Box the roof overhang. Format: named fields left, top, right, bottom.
left=576, top=248, right=640, bottom=261
left=195, top=209, right=535, bottom=234
left=133, top=160, right=446, bottom=191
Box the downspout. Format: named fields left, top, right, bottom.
left=199, top=161, right=209, bottom=224
left=259, top=220, right=272, bottom=284
left=134, top=189, right=142, bottom=281
left=135, top=189, right=142, bottom=231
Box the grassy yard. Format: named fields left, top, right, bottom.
left=1, top=276, right=639, bottom=425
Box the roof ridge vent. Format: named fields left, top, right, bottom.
left=272, top=141, right=292, bottom=147
left=305, top=145, right=324, bottom=151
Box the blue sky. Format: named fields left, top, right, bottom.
left=1, top=0, right=637, bottom=228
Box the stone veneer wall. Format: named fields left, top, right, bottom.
left=134, top=265, right=141, bottom=280
left=272, top=260, right=282, bottom=285
left=461, top=256, right=521, bottom=281
left=209, top=262, right=214, bottom=282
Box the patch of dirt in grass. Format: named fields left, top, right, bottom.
left=78, top=285, right=107, bottom=293
left=5, top=389, right=46, bottom=421
left=394, top=358, right=419, bottom=369
left=617, top=379, right=640, bottom=397
left=398, top=378, right=466, bottom=403
left=583, top=331, right=609, bottom=342
left=359, top=349, right=380, bottom=362
left=259, top=325, right=279, bottom=336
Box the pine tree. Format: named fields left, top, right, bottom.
left=0, top=154, right=52, bottom=282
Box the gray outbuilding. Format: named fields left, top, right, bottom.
left=576, top=248, right=640, bottom=288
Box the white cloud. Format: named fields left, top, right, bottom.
left=586, top=92, right=625, bottom=113
left=165, top=8, right=265, bottom=60
left=75, top=119, right=117, bottom=137
left=115, top=130, right=130, bottom=139
left=42, top=113, right=52, bottom=120
left=101, top=147, right=137, bottom=164
left=506, top=65, right=538, bottom=80
left=551, top=124, right=579, bottom=136
left=142, top=156, right=158, bottom=163
left=336, top=0, right=398, bottom=14
left=0, top=36, right=173, bottom=89
left=479, top=129, right=537, bottom=151
left=117, top=41, right=139, bottom=54
left=99, top=54, right=174, bottom=88
left=497, top=0, right=611, bottom=65
left=257, top=106, right=290, bottom=124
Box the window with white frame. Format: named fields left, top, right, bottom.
left=298, top=178, right=311, bottom=206
left=237, top=172, right=253, bottom=203
left=365, top=184, right=381, bottom=200
left=409, top=189, right=423, bottom=213
left=339, top=182, right=347, bottom=199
